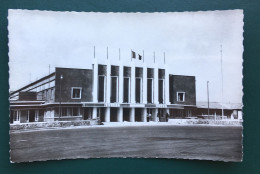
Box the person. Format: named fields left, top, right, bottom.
left=166, top=113, right=169, bottom=122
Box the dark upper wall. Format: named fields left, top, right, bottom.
left=55, top=68, right=93, bottom=102
left=19, top=92, right=37, bottom=101
left=169, top=75, right=196, bottom=105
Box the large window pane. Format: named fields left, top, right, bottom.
left=147, top=79, right=153, bottom=103
left=111, top=77, right=118, bottom=103
left=159, top=79, right=164, bottom=104
left=136, top=78, right=141, bottom=103
left=98, top=76, right=105, bottom=102
left=123, top=78, right=130, bottom=103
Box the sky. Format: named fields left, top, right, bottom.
left=8, top=10, right=244, bottom=103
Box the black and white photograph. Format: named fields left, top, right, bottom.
left=8, top=9, right=243, bottom=163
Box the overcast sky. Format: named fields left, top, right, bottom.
left=8, top=9, right=243, bottom=103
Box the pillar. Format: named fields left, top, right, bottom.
left=164, top=65, right=170, bottom=104
left=92, top=107, right=98, bottom=119
left=152, top=108, right=158, bottom=122
left=142, top=108, right=147, bottom=122
left=130, top=63, right=136, bottom=103
left=119, top=64, right=124, bottom=103
left=106, top=63, right=111, bottom=103
left=143, top=65, right=147, bottom=104
left=165, top=108, right=170, bottom=116
left=92, top=61, right=98, bottom=103
left=88, top=108, right=92, bottom=119
left=130, top=108, right=135, bottom=122
left=105, top=107, right=110, bottom=122
left=154, top=66, right=159, bottom=104
left=117, top=107, right=123, bottom=122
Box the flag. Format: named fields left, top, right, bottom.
left=138, top=54, right=142, bottom=60
left=131, top=51, right=136, bottom=58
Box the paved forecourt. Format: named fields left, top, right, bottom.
left=10, top=124, right=243, bottom=162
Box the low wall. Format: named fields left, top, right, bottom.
left=168, top=119, right=243, bottom=126
left=10, top=120, right=101, bottom=130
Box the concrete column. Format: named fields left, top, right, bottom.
left=117, top=107, right=123, bottom=122
left=119, top=64, right=124, bottom=103
left=152, top=108, right=158, bottom=121
left=165, top=108, right=170, bottom=116
left=154, top=66, right=159, bottom=104
left=130, top=63, right=136, bottom=103
left=130, top=108, right=135, bottom=122
left=142, top=108, right=147, bottom=122
left=92, top=61, right=98, bottom=103
left=164, top=65, right=170, bottom=104
left=92, top=107, right=98, bottom=119
left=106, top=63, right=111, bottom=103
left=105, top=107, right=110, bottom=122
left=88, top=108, right=92, bottom=119
left=143, top=66, right=147, bottom=104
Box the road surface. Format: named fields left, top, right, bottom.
left=10, top=125, right=243, bottom=162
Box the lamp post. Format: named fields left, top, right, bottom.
left=59, top=74, right=63, bottom=118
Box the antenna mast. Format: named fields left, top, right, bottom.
left=220, top=44, right=224, bottom=118
left=164, top=52, right=165, bottom=64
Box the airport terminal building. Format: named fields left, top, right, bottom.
left=9, top=55, right=197, bottom=124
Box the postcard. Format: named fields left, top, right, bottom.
left=8, top=9, right=243, bottom=162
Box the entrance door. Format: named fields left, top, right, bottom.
left=29, top=110, right=35, bottom=122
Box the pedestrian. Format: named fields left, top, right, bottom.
left=166, top=113, right=169, bottom=122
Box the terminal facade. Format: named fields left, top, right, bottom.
left=9, top=56, right=197, bottom=124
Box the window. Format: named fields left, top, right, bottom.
left=61, top=107, right=67, bottom=116
left=147, top=78, right=153, bottom=103
left=50, top=88, right=54, bottom=100
left=67, top=108, right=72, bottom=116
left=26, top=110, right=29, bottom=122
left=177, top=92, right=185, bottom=102
left=71, top=87, right=82, bottom=99
left=111, top=76, right=118, bottom=103
left=135, top=78, right=142, bottom=103
left=158, top=79, right=164, bottom=104
left=13, top=110, right=20, bottom=122
left=123, top=77, right=130, bottom=103
left=72, top=107, right=79, bottom=116
left=35, top=110, right=39, bottom=121
left=98, top=76, right=106, bottom=102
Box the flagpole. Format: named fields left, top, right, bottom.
left=143, top=50, right=144, bottom=63
left=94, top=46, right=95, bottom=59
left=107, top=47, right=108, bottom=60
left=119, top=48, right=120, bottom=61
left=154, top=51, right=155, bottom=63
left=164, top=52, right=165, bottom=64
left=131, top=49, right=132, bottom=61
left=220, top=44, right=224, bottom=118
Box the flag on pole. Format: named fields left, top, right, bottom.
left=131, top=51, right=136, bottom=58
left=138, top=54, right=142, bottom=60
